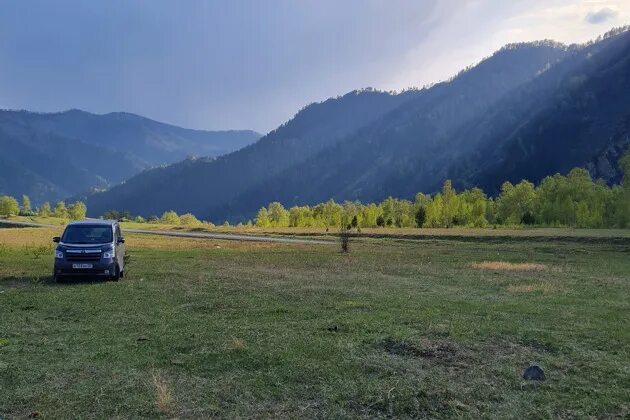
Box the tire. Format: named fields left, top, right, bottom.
left=111, top=264, right=121, bottom=281
left=54, top=274, right=65, bottom=283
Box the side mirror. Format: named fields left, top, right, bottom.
left=118, top=237, right=125, bottom=244
left=52, top=236, right=60, bottom=243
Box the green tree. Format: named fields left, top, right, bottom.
left=38, top=202, right=52, bottom=217
left=255, top=207, right=271, bottom=227
left=67, top=201, right=87, bottom=220
left=497, top=180, right=536, bottom=225
left=21, top=195, right=32, bottom=215
left=180, top=213, right=201, bottom=226
left=53, top=201, right=68, bottom=219
left=415, top=206, right=426, bottom=227
left=160, top=210, right=180, bottom=225
left=615, top=148, right=630, bottom=227
left=0, top=195, right=20, bottom=216
left=441, top=180, right=458, bottom=227
left=425, top=194, right=444, bottom=227
left=318, top=199, right=342, bottom=228
left=267, top=202, right=290, bottom=227
left=361, top=204, right=381, bottom=228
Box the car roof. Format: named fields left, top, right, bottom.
left=66, top=219, right=117, bottom=226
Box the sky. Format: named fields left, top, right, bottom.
left=0, top=1, right=628, bottom=133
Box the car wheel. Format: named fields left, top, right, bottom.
left=54, top=274, right=64, bottom=283
left=111, top=265, right=121, bottom=281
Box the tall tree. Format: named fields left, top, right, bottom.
left=38, top=202, right=52, bottom=217
left=0, top=196, right=20, bottom=216
left=68, top=201, right=87, bottom=220
left=21, top=195, right=32, bottom=215
left=255, top=207, right=271, bottom=227
left=53, top=201, right=68, bottom=219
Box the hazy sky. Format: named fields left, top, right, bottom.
left=0, top=0, right=628, bottom=133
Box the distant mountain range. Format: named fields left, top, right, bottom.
left=84, top=27, right=630, bottom=222
left=7, top=27, right=630, bottom=222
left=0, top=110, right=260, bottom=203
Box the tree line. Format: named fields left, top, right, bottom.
left=255, top=155, right=630, bottom=229
left=0, top=195, right=87, bottom=220
left=2, top=150, right=628, bottom=229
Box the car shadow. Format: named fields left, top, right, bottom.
left=0, top=275, right=112, bottom=288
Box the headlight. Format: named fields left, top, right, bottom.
left=103, top=248, right=115, bottom=259
left=55, top=250, right=63, bottom=259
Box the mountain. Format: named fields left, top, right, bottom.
left=86, top=27, right=630, bottom=222
left=0, top=110, right=260, bottom=203
left=84, top=88, right=423, bottom=217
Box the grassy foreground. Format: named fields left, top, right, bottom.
left=0, top=227, right=629, bottom=418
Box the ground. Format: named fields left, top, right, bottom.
left=0, top=226, right=629, bottom=418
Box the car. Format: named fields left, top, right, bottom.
left=53, top=220, right=125, bottom=282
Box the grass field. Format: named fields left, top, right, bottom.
left=1, top=227, right=629, bottom=418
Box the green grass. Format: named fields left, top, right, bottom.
left=1, top=228, right=629, bottom=418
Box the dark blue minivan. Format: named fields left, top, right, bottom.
left=53, top=220, right=125, bottom=282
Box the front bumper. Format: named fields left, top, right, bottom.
left=54, top=260, right=116, bottom=277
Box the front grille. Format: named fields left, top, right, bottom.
left=65, top=249, right=102, bottom=262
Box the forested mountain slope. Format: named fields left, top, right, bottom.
left=220, top=42, right=570, bottom=219
left=85, top=89, right=423, bottom=217
left=0, top=110, right=259, bottom=203
left=87, top=28, right=630, bottom=223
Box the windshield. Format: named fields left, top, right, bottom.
left=62, top=225, right=113, bottom=244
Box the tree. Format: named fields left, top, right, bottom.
left=38, top=202, right=52, bottom=217
left=53, top=201, right=68, bottom=219
left=318, top=199, right=342, bottom=228
left=180, top=213, right=201, bottom=226
left=267, top=202, right=289, bottom=227
left=425, top=194, right=444, bottom=227
left=103, top=210, right=121, bottom=220
left=21, top=195, right=32, bottom=215
left=255, top=207, right=271, bottom=227
left=160, top=210, right=180, bottom=225
left=497, top=180, right=536, bottom=225
left=615, top=147, right=630, bottom=227
left=441, top=180, right=458, bottom=227
left=415, top=206, right=426, bottom=227
left=0, top=196, right=20, bottom=216
left=361, top=204, right=381, bottom=228
left=67, top=201, right=87, bottom=220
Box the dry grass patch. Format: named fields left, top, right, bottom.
left=472, top=261, right=547, bottom=271
left=0, top=227, right=62, bottom=246
left=227, top=337, right=246, bottom=350
left=151, top=369, right=173, bottom=415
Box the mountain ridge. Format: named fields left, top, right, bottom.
left=0, top=109, right=260, bottom=204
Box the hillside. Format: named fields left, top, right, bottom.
left=86, top=39, right=570, bottom=220
left=0, top=110, right=259, bottom=203
left=85, top=89, right=423, bottom=217
left=87, top=28, right=630, bottom=223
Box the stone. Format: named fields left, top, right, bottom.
left=523, top=364, right=545, bottom=381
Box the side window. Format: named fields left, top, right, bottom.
left=116, top=225, right=122, bottom=240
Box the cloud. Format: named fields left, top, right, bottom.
left=585, top=7, right=618, bottom=24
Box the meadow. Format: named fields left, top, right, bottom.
left=0, top=226, right=629, bottom=418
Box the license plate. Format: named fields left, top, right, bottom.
left=72, top=263, right=93, bottom=269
